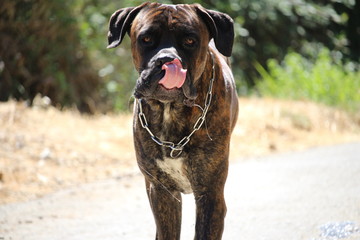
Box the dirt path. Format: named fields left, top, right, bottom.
left=1, top=142, right=360, bottom=240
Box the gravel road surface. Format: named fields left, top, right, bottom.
left=1, top=142, right=360, bottom=240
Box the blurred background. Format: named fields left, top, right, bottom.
left=1, top=0, right=359, bottom=114
left=0, top=0, right=360, bottom=204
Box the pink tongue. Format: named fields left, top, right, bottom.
left=158, top=59, right=187, bottom=89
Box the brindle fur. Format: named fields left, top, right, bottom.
left=108, top=2, right=238, bottom=239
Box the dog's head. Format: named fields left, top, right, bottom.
left=108, top=2, right=234, bottom=103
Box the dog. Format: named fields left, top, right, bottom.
left=108, top=2, right=238, bottom=239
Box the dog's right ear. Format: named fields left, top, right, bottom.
left=107, top=2, right=148, bottom=49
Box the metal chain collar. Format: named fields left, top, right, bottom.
left=137, top=51, right=215, bottom=158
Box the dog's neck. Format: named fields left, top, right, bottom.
left=135, top=51, right=216, bottom=158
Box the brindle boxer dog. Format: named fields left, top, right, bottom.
left=107, top=2, right=238, bottom=239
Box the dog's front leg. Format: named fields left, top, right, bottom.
left=194, top=189, right=227, bottom=240
left=192, top=158, right=228, bottom=240
left=146, top=179, right=182, bottom=240
left=195, top=192, right=227, bottom=240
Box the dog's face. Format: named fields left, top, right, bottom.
left=108, top=2, right=234, bottom=103
left=130, top=4, right=210, bottom=102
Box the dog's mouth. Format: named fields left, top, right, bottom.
left=159, top=70, right=166, bottom=80
left=134, top=81, right=184, bottom=102
left=134, top=58, right=196, bottom=103
left=158, top=59, right=187, bottom=90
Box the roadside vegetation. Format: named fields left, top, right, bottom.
left=256, top=48, right=360, bottom=114
left=1, top=0, right=359, bottom=114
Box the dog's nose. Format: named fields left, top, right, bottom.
left=155, top=56, right=175, bottom=67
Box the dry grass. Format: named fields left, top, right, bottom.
left=0, top=98, right=359, bottom=204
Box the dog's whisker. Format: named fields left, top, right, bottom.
left=192, top=103, right=213, bottom=141
left=138, top=165, right=181, bottom=203
left=204, top=119, right=213, bottom=141
left=192, top=103, right=204, bottom=111
left=127, top=95, right=136, bottom=111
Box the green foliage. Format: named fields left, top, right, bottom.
left=70, top=0, right=143, bottom=111
left=75, top=0, right=360, bottom=111
left=256, top=48, right=360, bottom=113
left=226, top=0, right=359, bottom=87
left=0, top=0, right=101, bottom=113
left=1, top=0, right=359, bottom=112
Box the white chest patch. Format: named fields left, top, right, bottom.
left=156, top=157, right=192, bottom=194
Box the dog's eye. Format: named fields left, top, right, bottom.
left=183, top=37, right=196, bottom=47
left=141, top=35, right=153, bottom=44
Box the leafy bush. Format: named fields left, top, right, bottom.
left=256, top=48, right=360, bottom=113
left=71, top=0, right=144, bottom=112
left=1, top=0, right=359, bottom=112
left=200, top=0, right=359, bottom=89
left=75, top=0, right=360, bottom=110
left=0, top=0, right=102, bottom=113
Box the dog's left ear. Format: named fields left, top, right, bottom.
left=195, top=5, right=234, bottom=57
left=107, top=2, right=148, bottom=49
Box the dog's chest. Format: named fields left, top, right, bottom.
left=156, top=157, right=192, bottom=194
left=150, top=103, right=192, bottom=194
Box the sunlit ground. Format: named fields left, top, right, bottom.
left=0, top=98, right=359, bottom=204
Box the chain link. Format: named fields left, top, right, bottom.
left=137, top=52, right=215, bottom=158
